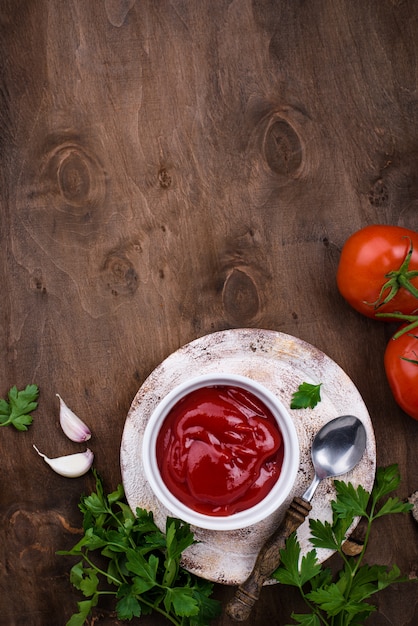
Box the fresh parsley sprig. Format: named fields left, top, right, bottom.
left=291, top=382, right=322, bottom=409
left=59, top=471, right=221, bottom=626
left=0, top=384, right=39, bottom=430
left=273, top=464, right=415, bottom=626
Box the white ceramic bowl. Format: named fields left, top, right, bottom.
left=142, top=373, right=300, bottom=531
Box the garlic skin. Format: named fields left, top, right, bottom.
left=57, top=394, right=91, bottom=442
left=33, top=445, right=94, bottom=478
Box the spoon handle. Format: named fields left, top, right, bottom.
left=226, top=497, right=312, bottom=622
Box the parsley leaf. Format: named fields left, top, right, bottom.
left=0, top=384, right=39, bottom=430
left=373, top=464, right=403, bottom=500
left=164, top=586, right=199, bottom=617
left=306, top=583, right=347, bottom=616
left=332, top=480, right=370, bottom=518
left=59, top=470, right=221, bottom=626
left=308, top=519, right=341, bottom=552
left=116, top=591, right=142, bottom=620
left=290, top=382, right=322, bottom=409
left=66, top=597, right=98, bottom=626
left=189, top=579, right=222, bottom=626
left=274, top=533, right=321, bottom=588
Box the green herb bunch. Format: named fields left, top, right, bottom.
left=59, top=471, right=221, bottom=626
left=273, top=464, right=415, bottom=625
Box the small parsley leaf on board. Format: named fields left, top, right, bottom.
left=0, top=384, right=39, bottom=430
left=272, top=465, right=415, bottom=625
left=290, top=382, right=322, bottom=409
left=59, top=470, right=221, bottom=626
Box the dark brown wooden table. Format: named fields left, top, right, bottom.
left=1, top=1, right=417, bottom=624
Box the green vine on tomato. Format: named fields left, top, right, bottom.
left=375, top=312, right=418, bottom=339
left=369, top=236, right=418, bottom=308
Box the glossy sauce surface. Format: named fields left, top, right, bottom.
left=156, top=385, right=284, bottom=516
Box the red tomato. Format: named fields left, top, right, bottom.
left=336, top=225, right=418, bottom=320
left=384, top=325, right=418, bottom=420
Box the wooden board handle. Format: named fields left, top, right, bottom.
left=225, top=497, right=312, bottom=622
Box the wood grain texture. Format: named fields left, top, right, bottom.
left=1, top=0, right=417, bottom=624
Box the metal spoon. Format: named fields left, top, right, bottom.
left=226, top=414, right=367, bottom=622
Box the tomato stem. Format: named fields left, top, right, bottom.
left=368, top=237, right=418, bottom=308
left=375, top=312, right=418, bottom=339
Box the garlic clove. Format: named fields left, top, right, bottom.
left=33, top=445, right=94, bottom=478
left=56, top=394, right=91, bottom=442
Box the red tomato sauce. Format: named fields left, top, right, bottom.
left=156, top=385, right=284, bottom=516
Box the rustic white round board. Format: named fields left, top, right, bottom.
left=120, top=329, right=376, bottom=585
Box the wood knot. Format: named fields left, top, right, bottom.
left=43, top=141, right=106, bottom=212
left=263, top=116, right=302, bottom=176
left=29, top=269, right=47, bottom=295
left=158, top=167, right=172, bottom=189
left=57, top=146, right=105, bottom=207
left=222, top=268, right=260, bottom=324
left=102, top=252, right=138, bottom=296
left=368, top=178, right=389, bottom=207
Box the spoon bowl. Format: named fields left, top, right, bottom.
left=227, top=413, right=368, bottom=622
left=303, top=415, right=367, bottom=501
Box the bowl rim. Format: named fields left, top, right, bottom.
left=142, top=373, right=300, bottom=530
